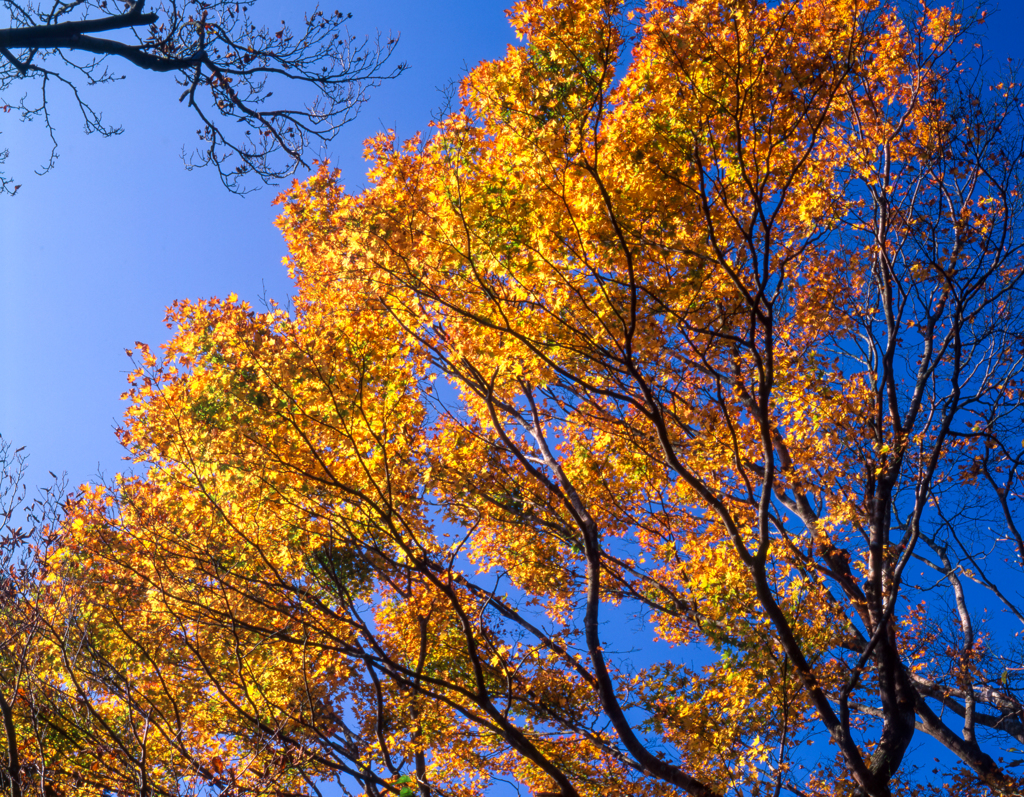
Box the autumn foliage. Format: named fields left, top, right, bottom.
left=4, top=0, right=1024, bottom=795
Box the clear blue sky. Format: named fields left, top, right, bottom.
left=1, top=0, right=1022, bottom=489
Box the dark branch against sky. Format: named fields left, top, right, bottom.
left=1, top=2, right=409, bottom=194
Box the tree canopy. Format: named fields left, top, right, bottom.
left=4, top=0, right=1024, bottom=795
left=0, top=1, right=406, bottom=193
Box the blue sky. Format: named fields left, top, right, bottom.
left=0, top=0, right=1023, bottom=488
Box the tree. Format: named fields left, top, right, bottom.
left=0, top=439, right=79, bottom=797
left=25, top=0, right=1024, bottom=795
left=0, top=1, right=406, bottom=193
